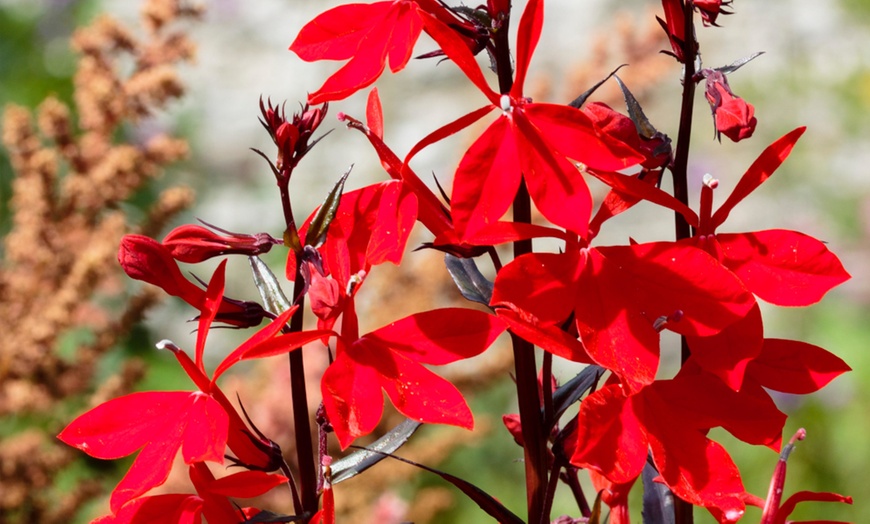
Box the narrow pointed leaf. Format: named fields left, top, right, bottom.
left=444, top=254, right=494, bottom=306
left=614, top=75, right=659, bottom=139
left=331, top=418, right=422, bottom=484
left=642, top=460, right=675, bottom=524
left=306, top=166, right=352, bottom=249
left=354, top=450, right=525, bottom=524
left=250, top=255, right=293, bottom=314
left=551, top=365, right=605, bottom=423
left=716, top=52, right=764, bottom=75
left=568, top=64, right=626, bottom=109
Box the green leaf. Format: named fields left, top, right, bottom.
left=249, top=256, right=292, bottom=314
left=305, top=166, right=352, bottom=248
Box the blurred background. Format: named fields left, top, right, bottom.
left=1, top=0, right=867, bottom=522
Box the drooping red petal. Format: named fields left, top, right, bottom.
left=196, top=260, right=227, bottom=370
left=491, top=251, right=579, bottom=326
left=710, top=127, right=806, bottom=229
left=180, top=392, right=230, bottom=465
left=514, top=110, right=593, bottom=237
left=645, top=418, right=746, bottom=522
left=201, top=470, right=289, bottom=498
left=451, top=116, right=522, bottom=238
left=746, top=338, right=851, bottom=395
left=686, top=303, right=763, bottom=390
left=574, top=248, right=660, bottom=392
left=523, top=104, right=645, bottom=172
left=654, top=371, right=785, bottom=450
left=419, top=10, right=498, bottom=104
left=376, top=348, right=474, bottom=429
left=94, top=494, right=203, bottom=524
left=596, top=242, right=755, bottom=337
left=366, top=180, right=418, bottom=266
left=365, top=308, right=506, bottom=365
left=774, top=491, right=853, bottom=524
left=321, top=349, right=384, bottom=449
left=716, top=230, right=850, bottom=306
left=496, top=307, right=591, bottom=364
left=464, top=221, right=572, bottom=246
left=571, top=385, right=648, bottom=485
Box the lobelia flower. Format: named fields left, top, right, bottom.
left=59, top=261, right=331, bottom=514
left=570, top=367, right=787, bottom=522
left=289, top=0, right=481, bottom=104
left=307, top=260, right=506, bottom=448
left=704, top=70, right=757, bottom=142
left=404, top=0, right=645, bottom=240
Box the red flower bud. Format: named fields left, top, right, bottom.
left=704, top=71, right=757, bottom=142
left=162, top=223, right=280, bottom=263
left=119, top=234, right=269, bottom=328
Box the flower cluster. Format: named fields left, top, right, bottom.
left=59, top=1, right=853, bottom=523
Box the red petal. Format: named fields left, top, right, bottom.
left=711, top=127, right=806, bottom=229
left=420, top=11, right=498, bottom=104
left=464, top=221, right=571, bottom=246
left=596, top=242, right=755, bottom=337
left=366, top=88, right=385, bottom=139
left=654, top=371, right=785, bottom=450
left=511, top=0, right=543, bottom=96
left=774, top=491, right=853, bottom=524
left=196, top=260, right=227, bottom=370
left=523, top=103, right=645, bottom=171
left=571, top=385, right=648, bottom=484
left=575, top=248, right=660, bottom=392
left=213, top=326, right=331, bottom=382
left=365, top=308, right=506, bottom=365
left=588, top=169, right=699, bottom=230
left=646, top=421, right=746, bottom=521
left=180, top=392, right=230, bottom=464
left=496, top=307, right=591, bottom=363
left=717, top=230, right=850, bottom=306
left=203, top=470, right=289, bottom=498
left=492, top=252, right=580, bottom=326
left=366, top=180, right=418, bottom=266
left=96, top=494, right=202, bottom=524
left=451, top=117, right=522, bottom=238
left=290, top=3, right=392, bottom=62
left=321, top=349, right=384, bottom=449
left=686, top=303, right=763, bottom=390
left=58, top=391, right=191, bottom=459
left=514, top=110, right=593, bottom=237
left=377, top=349, right=474, bottom=429
left=746, top=338, right=851, bottom=394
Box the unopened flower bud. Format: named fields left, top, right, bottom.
left=704, top=71, right=757, bottom=142
left=162, top=223, right=280, bottom=263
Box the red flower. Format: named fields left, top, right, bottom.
left=571, top=369, right=785, bottom=522
left=289, top=0, right=476, bottom=104
left=60, top=262, right=330, bottom=512
left=492, top=241, right=755, bottom=393
left=695, top=0, right=732, bottom=26
left=320, top=292, right=507, bottom=448
left=704, top=70, right=757, bottom=142
left=405, top=0, right=644, bottom=239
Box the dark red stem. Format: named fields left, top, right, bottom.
left=670, top=2, right=698, bottom=524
